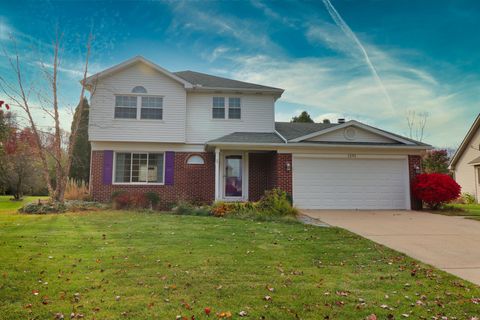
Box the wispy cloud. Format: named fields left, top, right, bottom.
left=321, top=0, right=393, bottom=110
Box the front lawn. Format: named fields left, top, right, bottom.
left=0, top=211, right=478, bottom=319
left=0, top=195, right=49, bottom=214
left=435, top=203, right=480, bottom=221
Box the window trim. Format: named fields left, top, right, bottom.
left=112, top=151, right=166, bottom=185
left=113, top=93, right=164, bottom=121
left=211, top=96, right=242, bottom=121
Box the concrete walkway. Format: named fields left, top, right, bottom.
left=301, top=210, right=480, bottom=286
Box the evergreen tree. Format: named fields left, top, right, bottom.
left=68, top=98, right=91, bottom=182
left=291, top=111, right=314, bottom=123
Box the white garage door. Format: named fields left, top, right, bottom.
left=293, top=157, right=409, bottom=210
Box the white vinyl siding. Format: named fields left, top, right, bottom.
left=186, top=93, right=275, bottom=143
left=114, top=152, right=164, bottom=184
left=89, top=62, right=186, bottom=142
left=307, top=127, right=397, bottom=143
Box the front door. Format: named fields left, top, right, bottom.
left=224, top=154, right=243, bottom=198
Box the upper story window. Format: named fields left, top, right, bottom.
left=212, top=97, right=225, bottom=119
left=141, top=96, right=163, bottom=120
left=115, top=96, right=137, bottom=119
left=228, top=97, right=241, bottom=119
left=212, top=96, right=241, bottom=120
left=114, top=86, right=163, bottom=120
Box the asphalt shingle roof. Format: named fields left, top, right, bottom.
left=208, top=132, right=284, bottom=144
left=275, top=122, right=338, bottom=140
left=174, top=70, right=283, bottom=92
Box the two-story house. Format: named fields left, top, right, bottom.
left=86, top=56, right=430, bottom=210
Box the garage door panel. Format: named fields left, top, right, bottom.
left=293, top=157, right=408, bottom=210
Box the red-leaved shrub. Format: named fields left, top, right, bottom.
left=412, top=173, right=461, bottom=209
left=112, top=192, right=148, bottom=209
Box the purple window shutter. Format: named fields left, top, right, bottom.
left=103, top=150, right=113, bottom=185
left=165, top=151, right=175, bottom=185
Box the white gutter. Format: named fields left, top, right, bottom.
left=274, top=130, right=288, bottom=144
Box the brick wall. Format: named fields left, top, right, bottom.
left=272, top=153, right=293, bottom=196
left=91, top=151, right=215, bottom=208
left=408, top=155, right=423, bottom=210
left=248, top=152, right=275, bottom=201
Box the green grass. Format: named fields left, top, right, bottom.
left=432, top=203, right=480, bottom=221
left=0, top=211, right=478, bottom=319
left=0, top=195, right=49, bottom=214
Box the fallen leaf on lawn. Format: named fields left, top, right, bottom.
left=366, top=315, right=377, bottom=320
left=336, top=291, right=349, bottom=297
left=239, top=310, right=247, bottom=317
left=472, top=298, right=479, bottom=304
left=217, top=311, right=232, bottom=318
left=266, top=285, right=274, bottom=292
left=264, top=295, right=272, bottom=301
left=115, top=295, right=121, bottom=301
left=380, top=304, right=389, bottom=309
left=204, top=307, right=211, bottom=315
left=32, top=290, right=39, bottom=296
left=54, top=313, right=64, bottom=319
left=182, top=301, right=192, bottom=310
left=401, top=314, right=409, bottom=318
left=24, top=304, right=32, bottom=309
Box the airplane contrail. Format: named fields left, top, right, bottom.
left=322, top=0, right=394, bottom=110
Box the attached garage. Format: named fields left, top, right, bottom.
left=293, top=155, right=410, bottom=210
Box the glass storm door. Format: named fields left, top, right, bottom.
left=224, top=155, right=243, bottom=198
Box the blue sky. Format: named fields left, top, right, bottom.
left=0, top=0, right=479, bottom=147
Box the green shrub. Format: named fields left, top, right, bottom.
left=172, top=201, right=212, bottom=216
left=256, top=188, right=298, bottom=217
left=144, top=192, right=160, bottom=209
left=460, top=193, right=476, bottom=205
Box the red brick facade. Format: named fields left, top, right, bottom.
left=272, top=153, right=293, bottom=196
left=90, top=151, right=215, bottom=208
left=91, top=150, right=294, bottom=207
left=408, top=155, right=423, bottom=210
left=248, top=152, right=276, bottom=201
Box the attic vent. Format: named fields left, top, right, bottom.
left=344, top=127, right=356, bottom=140
left=338, top=118, right=345, bottom=124
left=132, top=86, right=147, bottom=93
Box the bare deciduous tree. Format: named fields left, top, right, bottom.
left=0, top=31, right=93, bottom=202
left=406, top=110, right=429, bottom=142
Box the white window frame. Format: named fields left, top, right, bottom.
left=112, top=151, right=165, bottom=185
left=228, top=97, right=241, bottom=120
left=211, top=96, right=242, bottom=120
left=114, top=93, right=164, bottom=121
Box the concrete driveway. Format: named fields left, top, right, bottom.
left=301, top=210, right=480, bottom=286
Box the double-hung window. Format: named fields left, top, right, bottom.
left=115, top=96, right=137, bottom=119
left=212, top=96, right=241, bottom=119
left=114, top=152, right=164, bottom=184
left=212, top=97, right=225, bottom=119
left=228, top=97, right=241, bottom=119
left=115, top=86, right=163, bottom=120
left=141, top=96, right=163, bottom=120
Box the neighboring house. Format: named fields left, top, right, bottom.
left=85, top=56, right=431, bottom=210
left=450, top=114, right=480, bottom=202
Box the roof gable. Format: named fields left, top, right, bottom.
left=306, top=125, right=397, bottom=144
left=450, top=114, right=480, bottom=167
left=290, top=121, right=417, bottom=145
left=84, top=56, right=193, bottom=89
